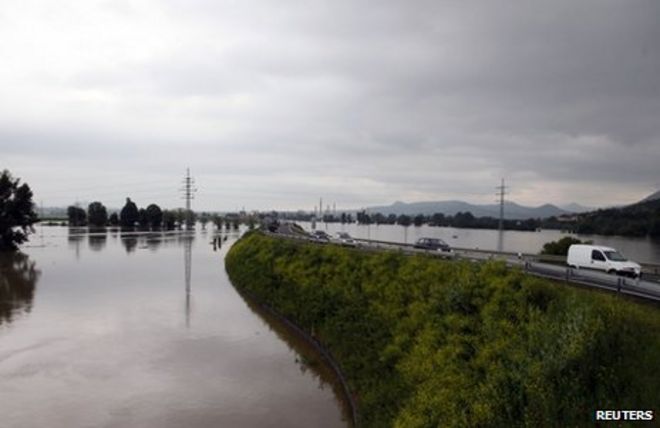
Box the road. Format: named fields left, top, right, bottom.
left=267, top=227, right=660, bottom=303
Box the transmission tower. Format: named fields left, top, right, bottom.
left=495, top=178, right=508, bottom=232
left=180, top=168, right=197, bottom=230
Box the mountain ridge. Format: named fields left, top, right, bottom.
left=365, top=200, right=571, bottom=220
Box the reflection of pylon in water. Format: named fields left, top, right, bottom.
left=184, top=237, right=192, bottom=328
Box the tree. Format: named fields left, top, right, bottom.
left=0, top=170, right=38, bottom=251
left=145, top=204, right=163, bottom=229
left=119, top=198, right=139, bottom=228
left=540, top=237, right=590, bottom=256
left=162, top=210, right=177, bottom=230
left=87, top=201, right=108, bottom=227
left=108, top=212, right=119, bottom=226
left=199, top=212, right=210, bottom=230
left=138, top=208, right=148, bottom=229
left=397, top=214, right=411, bottom=226
left=67, top=206, right=87, bottom=227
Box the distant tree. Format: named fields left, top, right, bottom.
left=137, top=208, right=148, bottom=229
left=453, top=211, right=476, bottom=228
left=162, top=210, right=177, bottom=230
left=212, top=215, right=224, bottom=230
left=397, top=214, right=412, bottom=226
left=87, top=201, right=108, bottom=227
left=185, top=210, right=197, bottom=229
left=67, top=206, right=87, bottom=227
left=119, top=198, right=139, bottom=227
left=430, top=213, right=446, bottom=226
left=413, top=214, right=425, bottom=227
left=540, top=237, right=591, bottom=256
left=108, top=212, right=119, bottom=226
left=0, top=170, right=38, bottom=251
left=199, top=212, right=210, bottom=230
left=145, top=204, right=163, bottom=229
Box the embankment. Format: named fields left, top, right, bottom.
left=225, top=231, right=660, bottom=427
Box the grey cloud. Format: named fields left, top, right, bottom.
left=1, top=0, right=659, bottom=210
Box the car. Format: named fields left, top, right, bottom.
left=309, top=230, right=331, bottom=242
left=335, top=232, right=358, bottom=247
left=567, top=244, right=641, bottom=278
left=413, top=237, right=451, bottom=252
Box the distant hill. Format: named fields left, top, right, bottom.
left=560, top=203, right=594, bottom=213
left=576, top=197, right=660, bottom=237
left=366, top=200, right=568, bottom=220
left=641, top=189, right=660, bottom=203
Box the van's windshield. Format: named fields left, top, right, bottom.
left=603, top=251, right=627, bottom=262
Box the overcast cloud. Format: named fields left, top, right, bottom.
left=1, top=0, right=659, bottom=211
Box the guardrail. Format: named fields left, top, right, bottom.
left=351, top=237, right=660, bottom=276
left=263, top=230, right=660, bottom=303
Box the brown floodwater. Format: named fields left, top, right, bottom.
left=0, top=226, right=348, bottom=428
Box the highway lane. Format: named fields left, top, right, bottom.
left=267, top=228, right=660, bottom=303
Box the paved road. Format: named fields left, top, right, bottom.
left=269, top=227, right=660, bottom=303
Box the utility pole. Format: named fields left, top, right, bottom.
left=180, top=168, right=197, bottom=230
left=496, top=178, right=508, bottom=232
left=319, top=197, right=323, bottom=220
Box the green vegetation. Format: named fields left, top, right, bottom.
left=226, top=232, right=660, bottom=427
left=576, top=199, right=660, bottom=237
left=87, top=201, right=108, bottom=227
left=540, top=237, right=591, bottom=256
left=0, top=170, right=38, bottom=251
left=119, top=197, right=139, bottom=227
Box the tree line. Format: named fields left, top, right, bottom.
left=574, top=198, right=660, bottom=237
left=67, top=198, right=247, bottom=230
left=279, top=210, right=569, bottom=231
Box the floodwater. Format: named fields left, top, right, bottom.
left=0, top=226, right=348, bottom=428
left=303, top=222, right=660, bottom=264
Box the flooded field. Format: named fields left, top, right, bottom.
left=0, top=226, right=347, bottom=428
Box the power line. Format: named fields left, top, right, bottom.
left=180, top=168, right=197, bottom=230
left=495, top=178, right=509, bottom=232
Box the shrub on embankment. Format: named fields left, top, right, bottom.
left=225, top=232, right=660, bottom=427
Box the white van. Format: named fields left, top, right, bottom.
left=567, top=244, right=641, bottom=278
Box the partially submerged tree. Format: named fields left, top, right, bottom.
left=67, top=206, right=87, bottom=226
left=0, top=170, right=38, bottom=251
left=145, top=204, right=163, bottom=229
left=119, top=198, right=139, bottom=228
left=87, top=201, right=108, bottom=227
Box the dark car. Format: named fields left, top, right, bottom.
left=413, top=237, right=451, bottom=252
left=335, top=232, right=358, bottom=247
left=310, top=230, right=331, bottom=242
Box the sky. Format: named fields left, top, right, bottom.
left=2, top=0, right=659, bottom=212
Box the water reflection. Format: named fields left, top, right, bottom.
left=0, top=252, right=40, bottom=326
left=121, top=233, right=138, bottom=253
left=184, top=236, right=192, bottom=328
left=238, top=291, right=353, bottom=427
left=67, top=228, right=85, bottom=259
left=88, top=232, right=107, bottom=252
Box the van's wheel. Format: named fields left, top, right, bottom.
left=607, top=269, right=617, bottom=275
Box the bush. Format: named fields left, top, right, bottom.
left=540, top=236, right=591, bottom=256
left=226, top=233, right=660, bottom=427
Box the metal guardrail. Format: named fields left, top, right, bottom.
left=351, top=237, right=660, bottom=275
left=264, top=230, right=660, bottom=303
